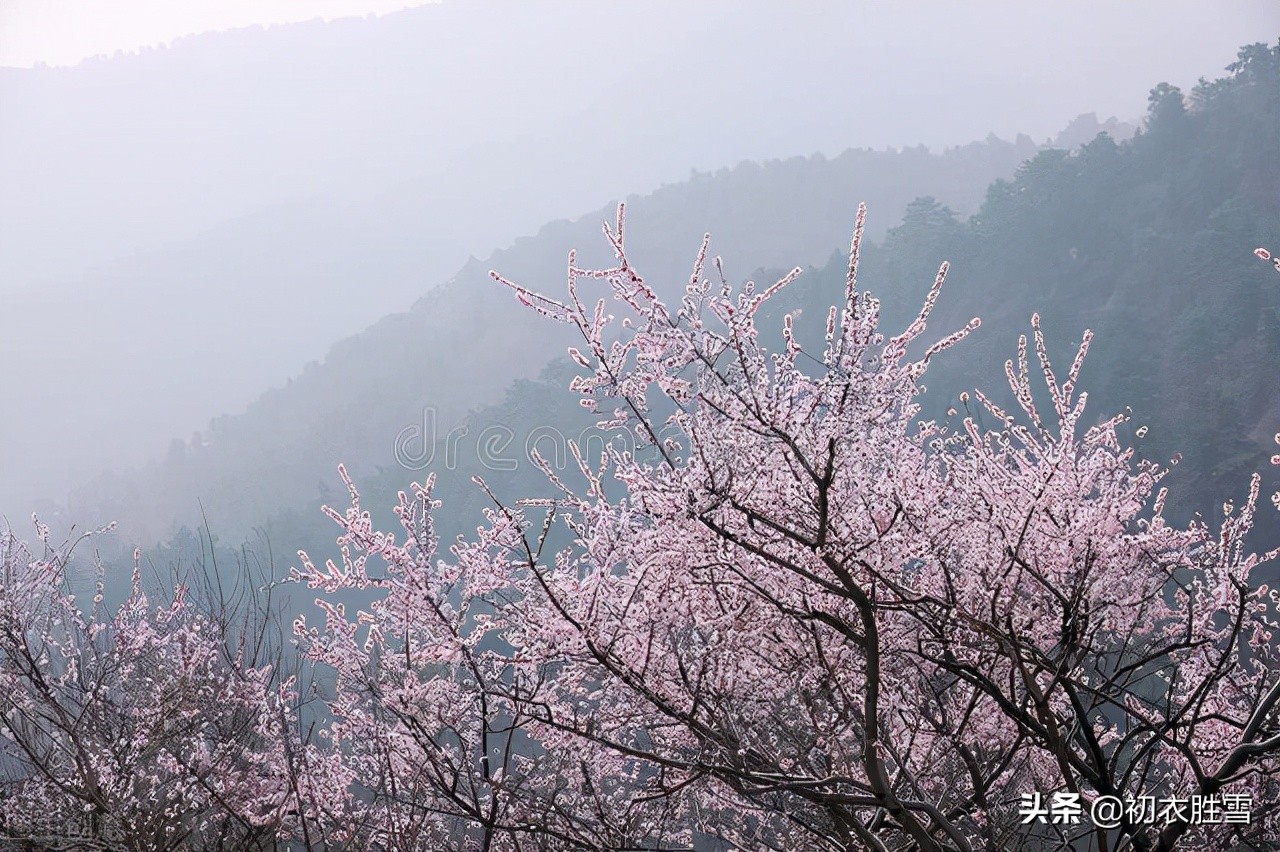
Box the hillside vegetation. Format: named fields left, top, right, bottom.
left=72, top=132, right=1065, bottom=547
left=87, top=44, right=1280, bottom=582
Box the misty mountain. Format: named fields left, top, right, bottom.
left=146, top=42, right=1280, bottom=583
left=68, top=130, right=1068, bottom=547
left=788, top=42, right=1280, bottom=536
left=1, top=0, right=1247, bottom=522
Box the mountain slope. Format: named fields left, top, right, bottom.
left=253, top=44, right=1280, bottom=577
left=70, top=132, right=1057, bottom=545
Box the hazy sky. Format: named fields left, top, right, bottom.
left=3, top=1, right=1278, bottom=74
left=0, top=0, right=439, bottom=67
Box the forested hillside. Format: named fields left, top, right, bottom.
left=83, top=44, right=1280, bottom=584
left=269, top=42, right=1279, bottom=576
left=856, top=42, right=1280, bottom=531
left=70, top=131, right=1068, bottom=548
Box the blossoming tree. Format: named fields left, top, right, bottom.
left=291, top=206, right=1276, bottom=849
left=0, top=528, right=334, bottom=850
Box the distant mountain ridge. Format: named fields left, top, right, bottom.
left=17, top=0, right=1220, bottom=525
left=67, top=126, right=1129, bottom=547
left=282, top=45, right=1280, bottom=584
